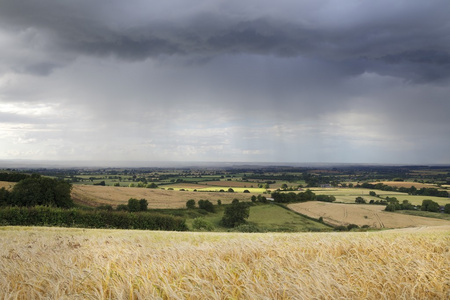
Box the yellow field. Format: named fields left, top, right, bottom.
left=374, top=181, right=440, bottom=189
left=0, top=181, right=15, bottom=190
left=288, top=202, right=450, bottom=228
left=0, top=226, right=448, bottom=299
left=71, top=185, right=253, bottom=208
left=200, top=181, right=257, bottom=188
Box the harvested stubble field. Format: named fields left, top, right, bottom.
left=0, top=226, right=448, bottom=299
left=0, top=181, right=15, bottom=190
left=289, top=202, right=450, bottom=228
left=71, top=185, right=253, bottom=208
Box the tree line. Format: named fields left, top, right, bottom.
left=0, top=172, right=31, bottom=182
left=357, top=182, right=449, bottom=197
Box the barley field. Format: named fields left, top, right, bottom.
left=0, top=226, right=448, bottom=299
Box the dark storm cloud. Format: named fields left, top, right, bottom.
left=1, top=0, right=449, bottom=82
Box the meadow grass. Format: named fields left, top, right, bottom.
left=0, top=226, right=448, bottom=299
left=184, top=203, right=330, bottom=232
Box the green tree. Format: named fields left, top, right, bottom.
left=369, top=191, right=376, bottom=196
left=444, top=204, right=450, bottom=214
left=385, top=204, right=396, bottom=212
left=186, top=199, right=196, bottom=209
left=11, top=177, right=73, bottom=208
left=227, top=188, right=234, bottom=193
left=221, top=200, right=250, bottom=227
left=0, top=187, right=11, bottom=206
left=139, top=199, right=148, bottom=211
left=198, top=199, right=215, bottom=212
left=127, top=198, right=140, bottom=212
left=355, top=197, right=366, bottom=204
left=421, top=199, right=440, bottom=212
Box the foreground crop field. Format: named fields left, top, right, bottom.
left=289, top=202, right=450, bottom=228
left=71, top=185, right=253, bottom=208
left=0, top=226, right=448, bottom=299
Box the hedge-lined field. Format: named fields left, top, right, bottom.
left=0, top=226, right=448, bottom=299
left=0, top=206, right=187, bottom=231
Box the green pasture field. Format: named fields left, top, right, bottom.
left=247, top=204, right=332, bottom=232
left=183, top=203, right=330, bottom=232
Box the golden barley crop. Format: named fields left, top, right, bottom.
left=0, top=226, right=449, bottom=299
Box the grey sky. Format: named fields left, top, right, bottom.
left=0, top=0, right=449, bottom=165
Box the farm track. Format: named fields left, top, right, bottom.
left=374, top=213, right=385, bottom=228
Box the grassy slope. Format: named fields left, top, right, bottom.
left=183, top=203, right=330, bottom=232
left=0, top=226, right=448, bottom=299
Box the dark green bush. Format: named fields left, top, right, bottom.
left=421, top=199, right=440, bottom=212
left=186, top=199, right=196, bottom=209
left=10, top=177, right=73, bottom=208
left=444, top=204, right=450, bottom=214
left=198, top=199, right=215, bottom=212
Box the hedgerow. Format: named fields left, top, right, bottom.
left=0, top=206, right=187, bottom=231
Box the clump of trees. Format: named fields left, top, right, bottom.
left=355, top=197, right=366, bottom=204
left=271, top=189, right=316, bottom=203
left=316, top=195, right=336, bottom=202
left=116, top=198, right=148, bottom=212
left=384, top=198, right=446, bottom=213
left=198, top=200, right=215, bottom=213
left=185, top=199, right=215, bottom=212
left=357, top=182, right=449, bottom=198
left=420, top=199, right=440, bottom=212
left=186, top=199, right=196, bottom=209
left=0, top=176, right=73, bottom=208
left=0, top=172, right=31, bottom=182
left=221, top=199, right=250, bottom=227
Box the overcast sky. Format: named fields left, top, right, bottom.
left=0, top=0, right=449, bottom=166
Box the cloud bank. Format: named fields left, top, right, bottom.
left=0, top=0, right=449, bottom=164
